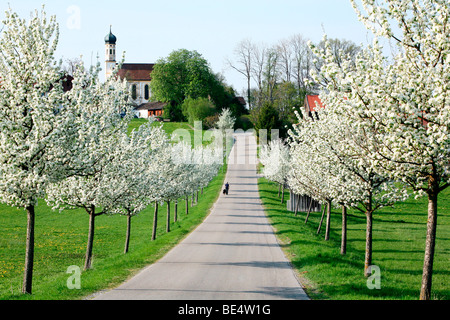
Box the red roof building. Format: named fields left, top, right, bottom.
left=305, top=95, right=324, bottom=112
left=117, top=63, right=155, bottom=109
left=135, top=101, right=167, bottom=118
left=117, top=63, right=154, bottom=82
left=304, top=95, right=324, bottom=120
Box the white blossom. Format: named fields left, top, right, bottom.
left=259, top=139, right=290, bottom=188
left=216, top=108, right=236, bottom=132
left=0, top=8, right=69, bottom=208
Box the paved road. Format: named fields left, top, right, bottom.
left=93, top=132, right=308, bottom=300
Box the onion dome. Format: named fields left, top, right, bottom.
left=105, top=26, right=117, bottom=44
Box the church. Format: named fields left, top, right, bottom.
left=104, top=27, right=166, bottom=118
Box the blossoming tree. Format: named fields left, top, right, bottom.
left=0, top=8, right=78, bottom=294
left=215, top=108, right=236, bottom=167
left=216, top=108, right=236, bottom=132
left=101, top=120, right=168, bottom=253
left=46, top=61, right=132, bottom=270
left=309, top=0, right=449, bottom=299
left=259, top=139, right=291, bottom=203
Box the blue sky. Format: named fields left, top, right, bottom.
left=0, top=0, right=371, bottom=94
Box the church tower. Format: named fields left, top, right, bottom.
left=105, top=26, right=117, bottom=79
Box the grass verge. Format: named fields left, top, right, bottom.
left=258, top=177, right=450, bottom=300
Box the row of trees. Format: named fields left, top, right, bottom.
left=227, top=34, right=361, bottom=137
left=0, top=8, right=229, bottom=295
left=259, top=0, right=449, bottom=300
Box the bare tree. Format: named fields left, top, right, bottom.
left=290, top=34, right=314, bottom=93
left=250, top=42, right=267, bottom=108
left=277, top=38, right=294, bottom=83
left=226, top=39, right=255, bottom=109
left=264, top=47, right=279, bottom=103
left=63, top=57, right=83, bottom=76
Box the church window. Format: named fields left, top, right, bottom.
left=144, top=85, right=149, bottom=100
left=131, top=84, right=137, bottom=100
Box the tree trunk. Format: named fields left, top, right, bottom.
left=247, top=79, right=251, bottom=110
left=185, top=196, right=189, bottom=215
left=124, top=214, right=131, bottom=254
left=317, top=202, right=327, bottom=234
left=325, top=199, right=332, bottom=241
left=152, top=202, right=158, bottom=241
left=341, top=205, right=347, bottom=255
left=22, top=205, right=35, bottom=294
left=174, top=200, right=178, bottom=222
left=196, top=191, right=199, bottom=204
left=84, top=206, right=96, bottom=270
left=420, top=181, right=439, bottom=300
left=304, top=197, right=313, bottom=222
left=364, top=210, right=373, bottom=277
left=166, top=201, right=171, bottom=233
left=294, top=194, right=300, bottom=216
left=191, top=192, right=194, bottom=207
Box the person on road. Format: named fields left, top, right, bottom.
left=225, top=182, right=230, bottom=195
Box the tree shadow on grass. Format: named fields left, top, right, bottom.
left=319, top=283, right=421, bottom=300
left=291, top=251, right=365, bottom=271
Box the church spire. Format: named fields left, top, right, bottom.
left=105, top=25, right=117, bottom=44
left=105, top=26, right=117, bottom=79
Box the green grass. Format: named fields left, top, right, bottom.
left=0, top=161, right=227, bottom=300
left=258, top=178, right=450, bottom=300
